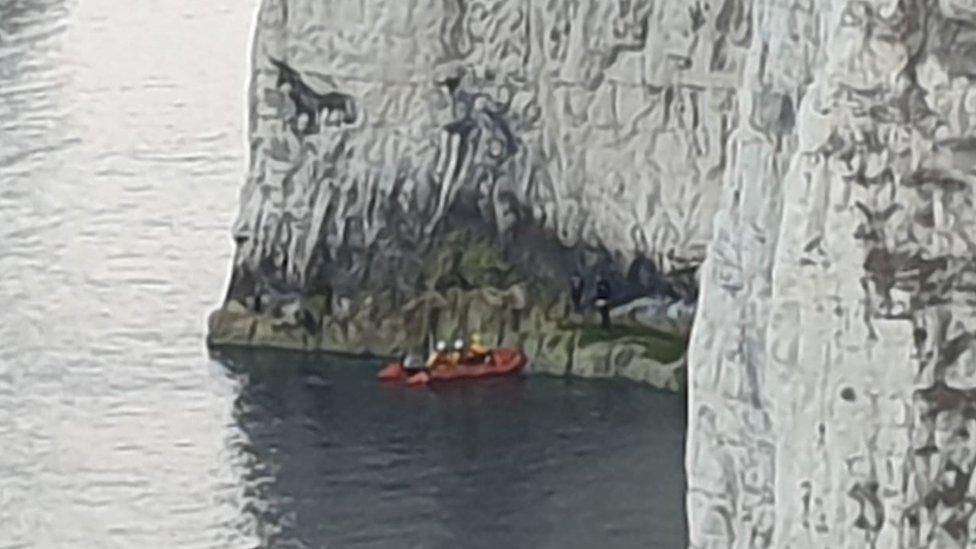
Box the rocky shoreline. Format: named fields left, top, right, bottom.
left=208, top=284, right=691, bottom=391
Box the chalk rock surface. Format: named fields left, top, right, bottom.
left=686, top=0, right=976, bottom=547
left=210, top=0, right=976, bottom=544
left=209, top=0, right=737, bottom=390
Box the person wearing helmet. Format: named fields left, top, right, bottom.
left=447, top=337, right=465, bottom=369
left=466, top=333, right=489, bottom=363
left=427, top=340, right=448, bottom=371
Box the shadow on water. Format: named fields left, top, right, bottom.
left=211, top=347, right=688, bottom=549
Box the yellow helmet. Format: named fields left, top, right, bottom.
left=471, top=333, right=482, bottom=343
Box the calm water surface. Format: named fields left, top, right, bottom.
left=0, top=1, right=687, bottom=547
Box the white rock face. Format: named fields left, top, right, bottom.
left=210, top=0, right=745, bottom=390
left=687, top=0, right=976, bottom=547
left=211, top=0, right=976, bottom=543
left=228, top=0, right=738, bottom=282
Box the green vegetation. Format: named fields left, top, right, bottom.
left=423, top=231, right=521, bottom=290
left=566, top=321, right=689, bottom=364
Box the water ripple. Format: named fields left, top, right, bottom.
left=0, top=0, right=689, bottom=547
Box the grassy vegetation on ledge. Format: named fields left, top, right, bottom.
left=561, top=321, right=689, bottom=364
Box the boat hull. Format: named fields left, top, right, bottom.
left=377, top=349, right=527, bottom=386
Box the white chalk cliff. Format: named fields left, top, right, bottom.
left=209, top=0, right=976, bottom=545
left=209, top=0, right=727, bottom=390
left=688, top=0, right=976, bottom=546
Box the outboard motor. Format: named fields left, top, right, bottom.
left=403, top=354, right=426, bottom=373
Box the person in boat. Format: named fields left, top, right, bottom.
left=427, top=340, right=448, bottom=371
left=465, top=333, right=489, bottom=364
left=446, top=338, right=465, bottom=369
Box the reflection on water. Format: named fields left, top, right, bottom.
left=216, top=348, right=687, bottom=548
left=0, top=0, right=687, bottom=547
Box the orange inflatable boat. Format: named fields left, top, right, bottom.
left=377, top=349, right=527, bottom=386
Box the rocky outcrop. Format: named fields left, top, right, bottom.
left=686, top=0, right=976, bottom=547
left=208, top=0, right=744, bottom=390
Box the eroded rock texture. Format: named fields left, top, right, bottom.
left=209, top=0, right=741, bottom=390
left=687, top=0, right=976, bottom=547
left=212, top=0, right=976, bottom=544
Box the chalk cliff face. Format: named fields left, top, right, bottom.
left=209, top=0, right=746, bottom=389
left=212, top=0, right=976, bottom=544
left=686, top=0, right=976, bottom=547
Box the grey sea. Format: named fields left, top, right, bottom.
left=0, top=0, right=687, bottom=547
